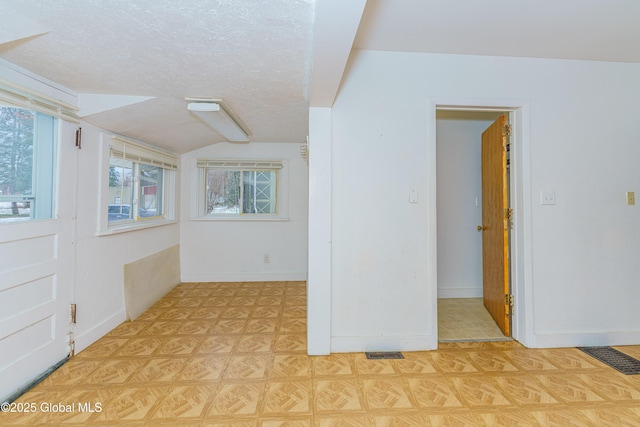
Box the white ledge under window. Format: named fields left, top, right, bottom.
left=189, top=215, right=290, bottom=222
left=96, top=218, right=178, bottom=236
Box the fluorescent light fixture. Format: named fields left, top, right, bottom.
left=186, top=98, right=250, bottom=142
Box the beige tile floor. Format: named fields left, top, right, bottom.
left=3, top=281, right=640, bottom=426
left=438, top=298, right=510, bottom=342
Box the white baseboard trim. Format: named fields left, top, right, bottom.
left=531, top=331, right=640, bottom=349
left=74, top=309, right=126, bottom=354
left=181, top=272, right=308, bottom=283
left=331, top=335, right=436, bottom=353
left=437, top=287, right=483, bottom=298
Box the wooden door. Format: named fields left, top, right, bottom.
left=480, top=114, right=511, bottom=336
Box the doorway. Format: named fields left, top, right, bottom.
left=435, top=109, right=512, bottom=342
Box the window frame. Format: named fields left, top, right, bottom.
left=0, top=106, right=57, bottom=224
left=193, top=159, right=289, bottom=221
left=0, top=77, right=75, bottom=225
left=97, top=135, right=178, bottom=235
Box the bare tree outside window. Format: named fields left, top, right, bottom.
left=206, top=170, right=241, bottom=213
left=0, top=107, right=34, bottom=220
left=205, top=168, right=276, bottom=215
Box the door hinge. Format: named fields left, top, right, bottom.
left=505, top=294, right=514, bottom=307
left=68, top=331, right=76, bottom=357
left=74, top=127, right=82, bottom=149
left=70, top=303, right=77, bottom=324
left=502, top=208, right=513, bottom=230
left=504, top=208, right=514, bottom=229
left=504, top=124, right=512, bottom=150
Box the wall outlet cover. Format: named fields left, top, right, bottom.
left=540, top=190, right=556, bottom=205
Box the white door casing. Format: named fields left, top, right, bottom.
left=429, top=98, right=533, bottom=347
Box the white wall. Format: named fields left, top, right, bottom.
left=180, top=142, right=308, bottom=282
left=436, top=111, right=500, bottom=298
left=307, top=107, right=332, bottom=355
left=73, top=123, right=180, bottom=352
left=330, top=56, right=432, bottom=351
left=318, top=49, right=640, bottom=351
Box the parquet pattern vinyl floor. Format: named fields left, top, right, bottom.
left=438, top=298, right=509, bottom=342
left=4, top=281, right=640, bottom=426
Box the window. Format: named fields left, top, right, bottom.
left=0, top=106, right=56, bottom=223
left=102, top=135, right=177, bottom=232
left=197, top=160, right=282, bottom=217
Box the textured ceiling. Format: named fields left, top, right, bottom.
left=0, top=0, right=315, bottom=153
left=1, top=0, right=639, bottom=154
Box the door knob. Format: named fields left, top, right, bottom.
left=477, top=225, right=485, bottom=231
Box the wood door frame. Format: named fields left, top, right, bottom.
left=427, top=98, right=534, bottom=348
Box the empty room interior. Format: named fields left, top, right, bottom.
left=3, top=1, right=640, bottom=425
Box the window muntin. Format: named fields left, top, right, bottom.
left=201, top=163, right=279, bottom=217
left=0, top=106, right=56, bottom=223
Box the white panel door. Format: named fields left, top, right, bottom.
left=0, top=120, right=76, bottom=403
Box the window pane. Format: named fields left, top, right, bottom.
left=0, top=107, right=55, bottom=223
left=242, top=170, right=276, bottom=214
left=108, top=158, right=134, bottom=222
left=139, top=164, right=163, bottom=218
left=0, top=107, right=34, bottom=222
left=206, top=169, right=240, bottom=214
left=32, top=113, right=56, bottom=219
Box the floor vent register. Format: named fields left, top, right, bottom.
left=365, top=352, right=404, bottom=360
left=578, top=346, right=640, bottom=375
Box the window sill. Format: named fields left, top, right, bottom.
left=96, top=218, right=178, bottom=236
left=189, top=215, right=290, bottom=222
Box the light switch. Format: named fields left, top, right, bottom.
left=627, top=191, right=635, bottom=205
left=409, top=188, right=418, bottom=203
left=540, top=190, right=556, bottom=205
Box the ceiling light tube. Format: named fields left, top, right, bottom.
left=187, top=101, right=249, bottom=142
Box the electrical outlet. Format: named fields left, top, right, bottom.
left=264, top=254, right=270, bottom=263
left=540, top=190, right=556, bottom=205
left=627, top=191, right=635, bottom=205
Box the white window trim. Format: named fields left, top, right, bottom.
left=97, top=134, right=178, bottom=235
left=190, top=158, right=289, bottom=221
left=110, top=135, right=178, bottom=170
left=0, top=77, right=79, bottom=123
left=0, top=74, right=71, bottom=225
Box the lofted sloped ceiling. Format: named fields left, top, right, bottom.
left=1, top=0, right=639, bottom=154
left=0, top=0, right=316, bottom=154
left=354, top=0, right=640, bottom=63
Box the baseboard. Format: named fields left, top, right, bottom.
left=74, top=309, right=126, bottom=354
left=531, top=331, right=640, bottom=349
left=437, top=287, right=483, bottom=298
left=331, top=335, right=436, bottom=353
left=181, top=272, right=308, bottom=283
